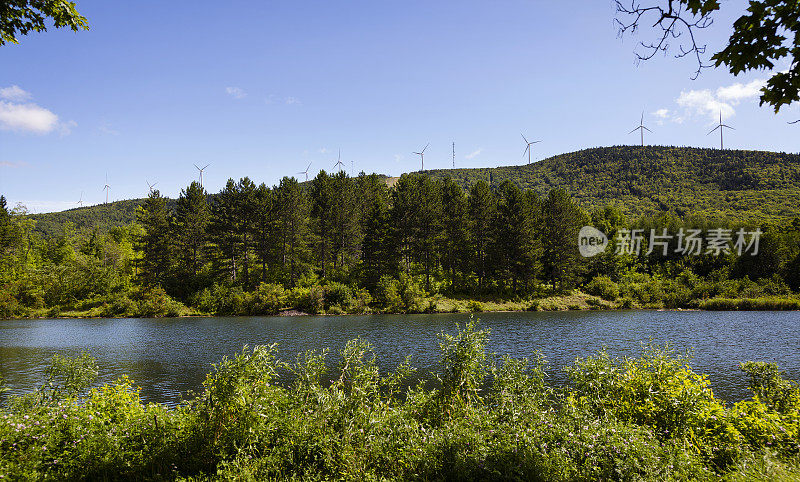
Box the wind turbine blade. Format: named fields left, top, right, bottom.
left=422, top=143, right=429, bottom=154
left=203, top=164, right=209, bottom=170
left=533, top=140, right=542, bottom=144
left=722, top=124, right=735, bottom=130
left=628, top=127, right=639, bottom=134
left=643, top=126, right=653, bottom=133
left=641, top=112, right=644, bottom=125
left=521, top=133, right=529, bottom=144
left=708, top=126, right=721, bottom=135
left=194, top=164, right=200, bottom=170
left=523, top=145, right=530, bottom=157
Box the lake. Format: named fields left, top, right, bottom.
left=1, top=310, right=798, bottom=406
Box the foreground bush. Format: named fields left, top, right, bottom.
left=1, top=321, right=799, bottom=480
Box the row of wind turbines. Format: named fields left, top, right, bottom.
left=74, top=111, right=737, bottom=208
left=630, top=110, right=734, bottom=149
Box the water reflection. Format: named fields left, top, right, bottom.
left=1, top=310, right=798, bottom=406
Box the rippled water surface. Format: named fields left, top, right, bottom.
left=1, top=310, right=798, bottom=405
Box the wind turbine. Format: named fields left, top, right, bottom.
left=297, top=162, right=312, bottom=181
left=103, top=175, right=111, bottom=204
left=146, top=180, right=158, bottom=194
left=194, top=163, right=209, bottom=187
left=521, top=134, right=541, bottom=165
left=333, top=149, right=344, bottom=172
left=628, top=112, right=652, bottom=146
left=708, top=111, right=734, bottom=149
left=76, top=191, right=83, bottom=207
left=413, top=143, right=429, bottom=172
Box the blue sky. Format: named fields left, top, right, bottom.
left=1, top=0, right=797, bottom=212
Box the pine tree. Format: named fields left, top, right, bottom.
left=439, top=178, right=468, bottom=291
left=174, top=181, right=210, bottom=289
left=275, top=177, right=310, bottom=286
left=542, top=188, right=587, bottom=291
left=309, top=171, right=333, bottom=279
left=209, top=179, right=241, bottom=283
left=467, top=180, right=496, bottom=292
left=136, top=189, right=172, bottom=287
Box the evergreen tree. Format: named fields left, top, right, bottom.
left=542, top=188, right=588, bottom=291
left=467, top=180, right=496, bottom=291
left=253, top=183, right=278, bottom=283
left=361, top=192, right=393, bottom=291
left=275, top=177, right=310, bottom=286
left=136, top=189, right=172, bottom=287
left=174, top=181, right=210, bottom=292
left=309, top=171, right=333, bottom=279
left=439, top=178, right=468, bottom=291
left=209, top=179, right=241, bottom=283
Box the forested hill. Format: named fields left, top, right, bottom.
left=27, top=145, right=800, bottom=237
left=425, top=146, right=800, bottom=224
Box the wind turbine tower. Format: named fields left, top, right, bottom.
left=146, top=180, right=158, bottom=194
left=452, top=142, right=455, bottom=169
left=194, top=164, right=209, bottom=187
left=413, top=143, right=429, bottom=172
left=297, top=162, right=312, bottom=181
left=521, top=134, right=541, bottom=165
left=708, top=111, right=735, bottom=149
left=103, top=175, right=111, bottom=204
left=77, top=191, right=83, bottom=207
left=628, top=112, right=652, bottom=146
left=333, top=150, right=345, bottom=172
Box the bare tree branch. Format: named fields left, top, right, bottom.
left=615, top=0, right=714, bottom=79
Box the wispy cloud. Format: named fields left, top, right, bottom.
left=0, top=160, right=28, bottom=168
left=285, top=96, right=301, bottom=105
left=673, top=79, right=765, bottom=124
left=0, top=85, right=32, bottom=101
left=98, top=122, right=120, bottom=136
left=394, top=154, right=404, bottom=162
left=465, top=149, right=482, bottom=160
left=318, top=148, right=330, bottom=154
left=225, top=86, right=247, bottom=99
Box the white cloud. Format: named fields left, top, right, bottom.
left=716, top=79, right=765, bottom=103
left=318, top=148, right=330, bottom=154
left=676, top=89, right=735, bottom=123
left=0, top=85, right=32, bottom=101
left=653, top=108, right=669, bottom=119
left=394, top=154, right=404, bottom=162
left=225, top=86, right=247, bottom=99
left=465, top=149, right=482, bottom=160
left=285, top=96, right=301, bottom=105
left=673, top=78, right=765, bottom=124
left=0, top=101, right=59, bottom=134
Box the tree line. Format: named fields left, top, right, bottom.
left=136, top=172, right=589, bottom=301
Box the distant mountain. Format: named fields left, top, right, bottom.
left=425, top=146, right=800, bottom=224
left=27, top=146, right=800, bottom=238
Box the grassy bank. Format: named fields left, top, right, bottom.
left=1, top=321, right=799, bottom=480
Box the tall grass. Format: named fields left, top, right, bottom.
left=700, top=297, right=800, bottom=311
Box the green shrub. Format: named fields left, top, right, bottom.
left=322, top=282, right=353, bottom=311
left=289, top=285, right=324, bottom=314
left=136, top=287, right=185, bottom=317
left=373, top=275, right=402, bottom=312
left=585, top=275, right=620, bottom=301
left=246, top=283, right=287, bottom=315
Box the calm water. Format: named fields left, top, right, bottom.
left=1, top=310, right=798, bottom=406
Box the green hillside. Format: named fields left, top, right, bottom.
left=425, top=146, right=800, bottom=224
left=27, top=146, right=800, bottom=237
